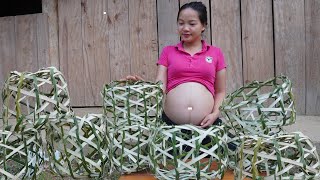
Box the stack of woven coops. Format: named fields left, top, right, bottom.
left=149, top=124, right=228, bottom=180
left=220, top=75, right=320, bottom=179
left=102, top=80, right=163, bottom=174
left=0, top=67, right=73, bottom=179
left=236, top=133, right=320, bottom=179
left=47, top=113, right=110, bottom=178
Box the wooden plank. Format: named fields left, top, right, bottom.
left=211, top=0, right=243, bottom=94
left=107, top=0, right=130, bottom=81
left=81, top=0, right=110, bottom=106
left=179, top=0, right=211, bottom=44
left=305, top=0, right=320, bottom=115
left=58, top=0, right=84, bottom=106
left=274, top=0, right=306, bottom=114
left=241, top=0, right=274, bottom=83
left=157, top=0, right=180, bottom=52
left=0, top=16, right=16, bottom=111
left=42, top=0, right=59, bottom=68
left=81, top=0, right=95, bottom=106
left=91, top=0, right=110, bottom=105
left=15, top=14, right=39, bottom=72
left=129, top=0, right=158, bottom=81
left=37, top=13, right=50, bottom=69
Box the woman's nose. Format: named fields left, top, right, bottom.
left=182, top=25, right=190, bottom=31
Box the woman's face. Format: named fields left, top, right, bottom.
left=177, top=8, right=205, bottom=44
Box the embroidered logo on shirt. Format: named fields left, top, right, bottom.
left=205, top=56, right=213, bottom=63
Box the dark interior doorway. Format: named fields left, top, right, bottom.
left=0, top=0, right=42, bottom=17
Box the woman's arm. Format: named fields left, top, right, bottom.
left=155, top=65, right=167, bottom=93
left=212, top=69, right=226, bottom=114
left=200, top=69, right=226, bottom=127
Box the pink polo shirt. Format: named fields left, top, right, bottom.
left=157, top=40, right=226, bottom=96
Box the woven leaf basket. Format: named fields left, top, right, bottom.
left=106, top=124, right=151, bottom=174
left=2, top=67, right=73, bottom=131
left=46, top=114, right=109, bottom=178
left=149, top=124, right=228, bottom=180
left=235, top=132, right=320, bottom=179
left=102, top=80, right=163, bottom=127
left=220, top=75, right=296, bottom=137
left=0, top=129, right=44, bottom=179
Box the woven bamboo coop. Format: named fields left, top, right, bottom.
left=103, top=80, right=164, bottom=175
left=149, top=124, right=229, bottom=180
left=102, top=80, right=163, bottom=127
left=1, top=67, right=73, bottom=132
left=220, top=75, right=296, bottom=137
left=0, top=129, right=44, bottom=179
left=220, top=76, right=297, bottom=169
left=0, top=67, right=73, bottom=179
left=106, top=124, right=152, bottom=174
left=235, top=133, right=320, bottom=179
left=46, top=114, right=109, bottom=178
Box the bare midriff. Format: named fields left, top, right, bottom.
left=164, top=82, right=214, bottom=125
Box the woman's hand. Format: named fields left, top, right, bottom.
left=200, top=111, right=219, bottom=128
left=120, top=75, right=144, bottom=82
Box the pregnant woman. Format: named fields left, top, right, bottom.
left=128, top=1, right=226, bottom=128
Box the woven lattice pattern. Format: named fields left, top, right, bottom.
left=2, top=67, right=73, bottom=131
left=235, top=132, right=320, bottom=179
left=46, top=114, right=109, bottom=178
left=0, top=129, right=44, bottom=179
left=220, top=75, right=296, bottom=136
left=149, top=125, right=228, bottom=180
left=107, top=124, right=151, bottom=174
left=102, top=80, right=163, bottom=127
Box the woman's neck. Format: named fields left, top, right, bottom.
left=183, top=40, right=203, bottom=55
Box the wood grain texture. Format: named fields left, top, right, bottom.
left=157, top=0, right=180, bottom=52
left=42, top=0, right=59, bottom=68
left=107, top=0, right=130, bottom=81
left=58, top=0, right=85, bottom=106
left=241, top=0, right=274, bottom=83
left=274, top=0, right=306, bottom=114
left=305, top=0, right=320, bottom=115
left=0, top=17, right=16, bottom=110
left=180, top=0, right=211, bottom=44
left=91, top=0, right=110, bottom=105
left=15, top=14, right=38, bottom=72
left=37, top=14, right=50, bottom=69
left=82, top=0, right=95, bottom=106
left=211, top=0, right=243, bottom=94
left=81, top=0, right=110, bottom=106
left=129, top=0, right=158, bottom=81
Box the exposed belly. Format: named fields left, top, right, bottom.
left=164, top=82, right=214, bottom=125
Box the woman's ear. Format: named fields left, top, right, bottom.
left=202, top=28, right=205, bottom=33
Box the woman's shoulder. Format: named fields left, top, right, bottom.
left=160, top=44, right=178, bottom=53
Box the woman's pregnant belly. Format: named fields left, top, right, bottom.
left=164, top=82, right=214, bottom=125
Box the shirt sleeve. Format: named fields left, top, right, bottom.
left=157, top=46, right=169, bottom=67
left=216, top=48, right=227, bottom=71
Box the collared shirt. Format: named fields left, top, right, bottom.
left=157, top=40, right=226, bottom=96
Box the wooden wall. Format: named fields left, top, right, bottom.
left=0, top=0, right=320, bottom=115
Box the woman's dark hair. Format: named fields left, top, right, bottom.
left=177, top=1, right=208, bottom=26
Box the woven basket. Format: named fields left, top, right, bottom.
left=220, top=75, right=296, bottom=136
left=106, top=124, right=151, bottom=174
left=149, top=124, right=228, bottom=180
left=0, top=129, right=44, bottom=179
left=46, top=114, right=109, bottom=178
left=235, top=132, right=320, bottom=179
left=2, top=67, right=73, bottom=131
left=102, top=80, right=163, bottom=127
